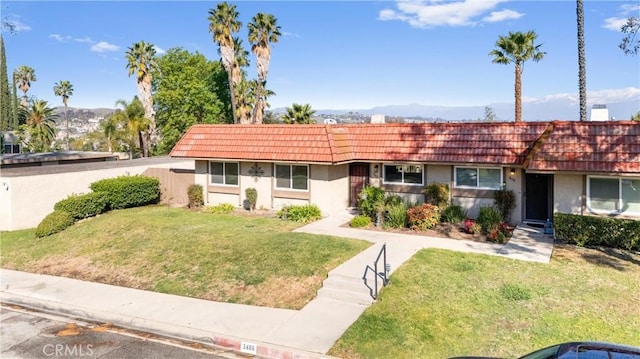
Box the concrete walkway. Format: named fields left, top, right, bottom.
left=0, top=210, right=553, bottom=359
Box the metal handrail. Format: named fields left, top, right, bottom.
left=362, top=243, right=390, bottom=300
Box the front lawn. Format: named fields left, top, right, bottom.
left=330, top=247, right=640, bottom=358
left=0, top=206, right=371, bottom=310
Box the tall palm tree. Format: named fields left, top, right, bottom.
left=489, top=31, right=545, bottom=123
left=233, top=37, right=252, bottom=124
left=125, top=41, right=157, bottom=157
left=208, top=2, right=241, bottom=124
left=13, top=65, right=36, bottom=108
left=21, top=99, right=58, bottom=152
left=577, top=0, right=587, bottom=122
left=248, top=12, right=281, bottom=124
left=282, top=103, right=316, bottom=124
left=53, top=80, right=74, bottom=150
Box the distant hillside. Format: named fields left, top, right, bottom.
left=53, top=107, right=115, bottom=121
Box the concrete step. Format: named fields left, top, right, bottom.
left=316, top=286, right=375, bottom=306
left=321, top=274, right=365, bottom=292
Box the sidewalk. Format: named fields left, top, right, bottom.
left=1, top=210, right=553, bottom=359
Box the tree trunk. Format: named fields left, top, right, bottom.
left=220, top=45, right=238, bottom=124
left=64, top=104, right=69, bottom=150
left=136, top=77, right=154, bottom=157
left=577, top=0, right=587, bottom=122
left=514, top=62, right=522, bottom=123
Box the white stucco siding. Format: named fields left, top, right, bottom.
left=425, top=165, right=451, bottom=185
left=554, top=173, right=583, bottom=215
left=207, top=192, right=240, bottom=206
left=310, top=164, right=349, bottom=215
left=273, top=197, right=309, bottom=209
left=239, top=162, right=272, bottom=210
left=0, top=160, right=193, bottom=231
left=504, top=168, right=523, bottom=223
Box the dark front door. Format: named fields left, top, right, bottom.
left=349, top=164, right=369, bottom=207
left=525, top=173, right=554, bottom=222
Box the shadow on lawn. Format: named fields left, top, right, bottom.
left=579, top=246, right=640, bottom=271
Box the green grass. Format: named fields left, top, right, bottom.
left=0, top=206, right=371, bottom=309
left=330, top=248, right=640, bottom=359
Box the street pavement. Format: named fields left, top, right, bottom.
left=0, top=305, right=244, bottom=359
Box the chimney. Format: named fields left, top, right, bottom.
left=589, top=104, right=609, bottom=122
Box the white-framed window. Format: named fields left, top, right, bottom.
left=275, top=164, right=308, bottom=191
left=209, top=161, right=239, bottom=186
left=454, top=167, right=502, bottom=190
left=587, top=176, right=640, bottom=215
left=383, top=164, right=424, bottom=185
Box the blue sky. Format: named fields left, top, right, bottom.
left=2, top=0, right=639, bottom=115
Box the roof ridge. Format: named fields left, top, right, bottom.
left=523, top=122, right=555, bottom=169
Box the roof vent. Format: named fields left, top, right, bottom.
left=589, top=104, right=609, bottom=122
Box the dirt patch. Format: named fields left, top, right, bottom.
left=552, top=244, right=640, bottom=270
left=343, top=221, right=497, bottom=243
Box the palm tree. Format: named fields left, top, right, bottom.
left=125, top=40, right=157, bottom=157
left=282, top=103, right=316, bottom=124
left=577, top=0, right=587, bottom=122
left=53, top=80, right=74, bottom=150
left=21, top=100, right=58, bottom=152
left=114, top=97, right=148, bottom=159
left=233, top=37, right=251, bottom=124
left=13, top=65, right=36, bottom=108
left=489, top=31, right=545, bottom=123
left=248, top=12, right=281, bottom=124
left=208, top=2, right=241, bottom=124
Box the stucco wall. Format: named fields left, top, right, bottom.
left=554, top=173, right=584, bottom=215
left=310, top=164, right=349, bottom=214
left=0, top=160, right=193, bottom=231
left=425, top=165, right=451, bottom=185
left=504, top=168, right=523, bottom=223
left=240, top=162, right=273, bottom=210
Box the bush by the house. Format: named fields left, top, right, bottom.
left=245, top=188, right=258, bottom=211
left=554, top=213, right=640, bottom=251
left=487, top=222, right=514, bottom=244
left=187, top=184, right=204, bottom=209
left=203, top=203, right=235, bottom=214
left=385, top=202, right=408, bottom=229
left=441, top=205, right=467, bottom=224
left=90, top=175, right=160, bottom=210
left=464, top=218, right=482, bottom=234
left=53, top=192, right=109, bottom=220
left=277, top=204, right=322, bottom=223
left=357, top=185, right=386, bottom=220
left=407, top=203, right=441, bottom=231
left=424, top=182, right=450, bottom=208
left=350, top=215, right=372, bottom=228
left=477, top=206, right=503, bottom=234
left=494, top=189, right=516, bottom=222
left=35, top=210, right=75, bottom=238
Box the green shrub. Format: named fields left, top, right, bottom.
left=54, top=192, right=109, bottom=220
left=441, top=205, right=467, bottom=223
left=277, top=204, right=322, bottom=223
left=554, top=213, right=640, bottom=251
left=187, top=184, right=204, bottom=209
left=203, top=203, right=235, bottom=214
left=357, top=185, right=386, bottom=219
left=90, top=175, right=160, bottom=209
left=35, top=210, right=75, bottom=238
left=407, top=203, right=441, bottom=231
left=424, top=182, right=450, bottom=208
left=385, top=194, right=404, bottom=207
left=477, top=206, right=503, bottom=234
left=385, top=202, right=408, bottom=229
left=494, top=189, right=516, bottom=222
left=350, top=215, right=372, bottom=228
left=245, top=188, right=258, bottom=211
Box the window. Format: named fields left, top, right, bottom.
left=383, top=164, right=424, bottom=185
left=209, top=161, right=239, bottom=186
left=588, top=176, right=640, bottom=215
left=275, top=164, right=308, bottom=190
left=454, top=167, right=502, bottom=190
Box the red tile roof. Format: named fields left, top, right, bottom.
left=526, top=121, right=640, bottom=173
left=170, top=121, right=640, bottom=173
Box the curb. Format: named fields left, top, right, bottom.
left=0, top=292, right=337, bottom=359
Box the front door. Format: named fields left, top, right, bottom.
left=525, top=173, right=554, bottom=222
left=349, top=164, right=369, bottom=207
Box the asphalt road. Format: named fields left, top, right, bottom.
left=0, top=305, right=243, bottom=359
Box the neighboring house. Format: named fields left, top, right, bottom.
left=169, top=121, right=640, bottom=223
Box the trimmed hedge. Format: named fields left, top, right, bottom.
left=54, top=192, right=109, bottom=220
left=277, top=204, right=322, bottom=223
left=554, top=213, right=640, bottom=251
left=35, top=210, right=75, bottom=238
left=90, top=175, right=160, bottom=210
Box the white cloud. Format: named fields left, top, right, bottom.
left=282, top=31, right=301, bottom=38
left=90, top=41, right=120, bottom=53
left=11, top=20, right=31, bottom=32
left=482, top=9, right=523, bottom=23
left=603, top=3, right=640, bottom=31
left=378, top=0, right=514, bottom=28
left=49, top=34, right=71, bottom=42
left=74, top=37, right=94, bottom=43
left=153, top=45, right=166, bottom=55
left=620, top=3, right=640, bottom=14
left=523, top=87, right=640, bottom=105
